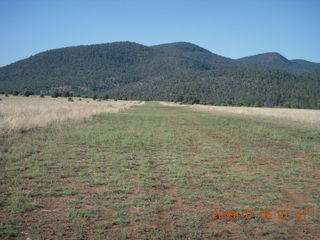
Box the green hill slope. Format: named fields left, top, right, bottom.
left=0, top=41, right=213, bottom=93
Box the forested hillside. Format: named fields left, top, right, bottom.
left=0, top=42, right=214, bottom=93
left=151, top=42, right=237, bottom=68
left=238, top=52, right=320, bottom=73
left=108, top=69, right=320, bottom=109
left=0, top=41, right=319, bottom=108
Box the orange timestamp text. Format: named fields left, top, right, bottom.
left=211, top=209, right=307, bottom=220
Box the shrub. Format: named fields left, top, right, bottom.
left=183, top=96, right=200, bottom=105
left=61, top=91, right=71, bottom=97
left=40, top=94, right=45, bottom=98
left=283, top=102, right=292, bottom=108
left=254, top=102, right=263, bottom=107
left=23, top=91, right=33, bottom=97
left=175, top=95, right=184, bottom=103
left=102, top=94, right=109, bottom=100
left=92, top=94, right=97, bottom=100
left=291, top=103, right=300, bottom=109
left=51, top=91, right=60, bottom=98
left=12, top=90, right=19, bottom=96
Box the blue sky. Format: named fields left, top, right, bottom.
left=0, top=0, right=319, bottom=66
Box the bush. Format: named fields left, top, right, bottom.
left=183, top=96, right=200, bottom=105
left=92, top=94, right=97, bottom=100
left=12, top=90, right=19, bottom=96
left=283, top=102, right=292, bottom=108
left=40, top=94, right=45, bottom=98
left=68, top=97, right=73, bottom=102
left=61, top=91, right=71, bottom=97
left=102, top=94, right=109, bottom=100
left=291, top=103, right=300, bottom=109
left=175, top=95, right=184, bottom=103
left=23, top=91, right=33, bottom=97
left=51, top=91, right=60, bottom=98
left=254, top=102, right=263, bottom=107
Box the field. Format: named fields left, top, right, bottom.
left=0, top=95, right=142, bottom=133
left=161, top=102, right=320, bottom=130
left=0, top=99, right=320, bottom=239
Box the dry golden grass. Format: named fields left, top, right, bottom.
left=160, top=101, right=320, bottom=130
left=0, top=95, right=143, bottom=133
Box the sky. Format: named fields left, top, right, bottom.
left=0, top=0, right=319, bottom=67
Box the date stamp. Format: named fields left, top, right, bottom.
left=211, top=209, right=308, bottom=220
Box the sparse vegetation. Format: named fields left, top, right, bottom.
left=0, top=95, right=143, bottom=133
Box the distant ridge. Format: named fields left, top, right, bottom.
left=237, top=52, right=320, bottom=73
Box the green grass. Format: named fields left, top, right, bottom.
left=0, top=219, right=23, bottom=239
left=67, top=208, right=101, bottom=219
left=0, top=102, right=319, bottom=239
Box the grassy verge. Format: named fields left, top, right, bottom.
left=0, top=102, right=319, bottom=239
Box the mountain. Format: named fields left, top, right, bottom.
left=151, top=42, right=237, bottom=68
left=291, top=59, right=320, bottom=72
left=238, top=52, right=320, bottom=73
left=0, top=41, right=320, bottom=109
left=0, top=41, right=214, bottom=93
